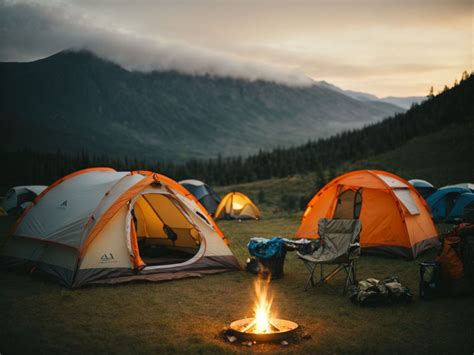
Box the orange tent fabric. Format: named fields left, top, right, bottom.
left=296, top=170, right=439, bottom=259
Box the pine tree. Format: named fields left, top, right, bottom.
left=461, top=70, right=470, bottom=81
left=427, top=86, right=434, bottom=98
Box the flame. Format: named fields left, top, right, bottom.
left=252, top=276, right=274, bottom=333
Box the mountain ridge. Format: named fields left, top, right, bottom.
left=0, top=50, right=404, bottom=160
left=316, top=80, right=425, bottom=109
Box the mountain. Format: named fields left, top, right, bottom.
left=379, top=96, right=426, bottom=110
left=0, top=50, right=403, bottom=160
left=162, top=74, right=472, bottom=186
left=316, top=80, right=425, bottom=109
left=0, top=73, right=471, bottom=193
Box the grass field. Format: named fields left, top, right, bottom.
left=1, top=214, right=473, bottom=354
left=1, top=121, right=473, bottom=354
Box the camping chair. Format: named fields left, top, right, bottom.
left=297, top=218, right=362, bottom=294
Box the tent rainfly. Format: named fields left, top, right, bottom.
left=179, top=179, right=221, bottom=216
left=448, top=193, right=474, bottom=222
left=426, top=186, right=473, bottom=222
left=215, top=192, right=260, bottom=220
left=296, top=170, right=439, bottom=259
left=408, top=179, right=437, bottom=199
left=443, top=183, right=474, bottom=192
left=2, top=185, right=47, bottom=215
left=0, top=168, right=240, bottom=287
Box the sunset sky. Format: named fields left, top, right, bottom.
left=1, top=0, right=472, bottom=97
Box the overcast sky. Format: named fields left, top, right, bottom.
left=1, top=0, right=472, bottom=96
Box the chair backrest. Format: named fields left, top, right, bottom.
left=313, top=218, right=362, bottom=262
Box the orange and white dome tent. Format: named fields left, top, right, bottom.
left=215, top=192, right=260, bottom=220
left=296, top=170, right=439, bottom=259
left=0, top=168, right=240, bottom=287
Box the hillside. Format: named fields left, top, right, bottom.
left=0, top=71, right=471, bottom=196
left=214, top=119, right=474, bottom=214
left=345, top=121, right=474, bottom=186
left=0, top=50, right=403, bottom=160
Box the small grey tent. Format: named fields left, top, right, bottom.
left=179, top=179, right=221, bottom=216
left=2, top=185, right=47, bottom=215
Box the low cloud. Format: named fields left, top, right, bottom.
left=0, top=0, right=313, bottom=86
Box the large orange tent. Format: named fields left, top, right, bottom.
left=296, top=170, right=439, bottom=259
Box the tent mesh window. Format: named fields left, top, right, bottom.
left=334, top=188, right=362, bottom=219
left=133, top=194, right=201, bottom=266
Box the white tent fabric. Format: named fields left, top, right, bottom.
left=16, top=171, right=130, bottom=248
left=377, top=174, right=409, bottom=188
left=1, top=169, right=239, bottom=287
left=393, top=189, right=420, bottom=215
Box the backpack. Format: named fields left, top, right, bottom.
left=437, top=236, right=464, bottom=281
left=459, top=226, right=474, bottom=280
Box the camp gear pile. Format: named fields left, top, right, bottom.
left=246, top=237, right=312, bottom=278
left=419, top=262, right=442, bottom=300
left=248, top=237, right=287, bottom=259
left=247, top=237, right=288, bottom=278
left=348, top=277, right=412, bottom=306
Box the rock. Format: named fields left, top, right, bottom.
left=241, top=341, right=253, bottom=347
left=226, top=335, right=237, bottom=343
left=281, top=340, right=289, bottom=346
left=302, top=332, right=312, bottom=339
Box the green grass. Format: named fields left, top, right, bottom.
left=1, top=215, right=473, bottom=354
left=1, top=122, right=473, bottom=353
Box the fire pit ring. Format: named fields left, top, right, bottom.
left=229, top=317, right=299, bottom=342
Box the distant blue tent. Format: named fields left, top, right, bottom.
left=408, top=179, right=437, bottom=199
left=426, top=187, right=472, bottom=222
left=447, top=193, right=474, bottom=222
left=179, top=179, right=221, bottom=216
left=441, top=183, right=474, bottom=192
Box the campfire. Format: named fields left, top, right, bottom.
left=228, top=276, right=299, bottom=343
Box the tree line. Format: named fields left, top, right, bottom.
left=1, top=72, right=472, bottom=193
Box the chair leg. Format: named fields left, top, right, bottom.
left=303, top=260, right=358, bottom=294
left=303, top=261, right=317, bottom=291
left=343, top=260, right=357, bottom=295
left=353, top=260, right=357, bottom=283
left=343, top=266, right=349, bottom=295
